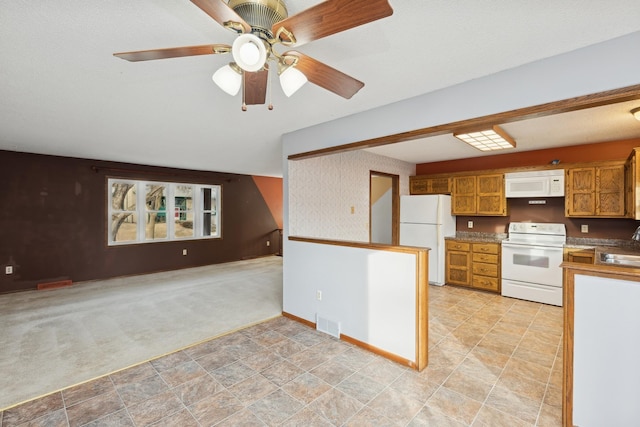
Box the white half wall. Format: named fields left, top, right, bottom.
left=284, top=239, right=421, bottom=363
left=573, top=273, right=640, bottom=426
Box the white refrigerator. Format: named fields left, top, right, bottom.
left=399, top=195, right=456, bottom=286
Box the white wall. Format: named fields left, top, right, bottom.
left=288, top=150, right=413, bottom=241
left=370, top=188, right=392, bottom=244
left=284, top=240, right=419, bottom=362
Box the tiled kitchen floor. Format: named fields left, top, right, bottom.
left=0, top=285, right=563, bottom=426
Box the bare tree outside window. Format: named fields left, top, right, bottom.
left=110, top=182, right=135, bottom=241
left=108, top=179, right=221, bottom=245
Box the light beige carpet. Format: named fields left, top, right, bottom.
left=0, top=256, right=283, bottom=410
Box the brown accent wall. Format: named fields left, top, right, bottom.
left=415, top=139, right=640, bottom=239
left=0, top=151, right=280, bottom=293
left=416, top=139, right=640, bottom=175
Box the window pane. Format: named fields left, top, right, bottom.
left=145, top=184, right=166, bottom=212
left=111, top=183, right=136, bottom=210
left=146, top=218, right=167, bottom=240
left=201, top=187, right=219, bottom=237
left=111, top=213, right=138, bottom=242
left=145, top=184, right=167, bottom=240
left=174, top=185, right=194, bottom=237
left=175, top=217, right=194, bottom=238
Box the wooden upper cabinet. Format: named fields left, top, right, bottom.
left=596, top=165, right=625, bottom=216
left=626, top=148, right=640, bottom=219
left=476, top=174, right=506, bottom=216
left=566, top=168, right=596, bottom=216
left=451, top=173, right=506, bottom=216
left=566, top=163, right=625, bottom=217
left=452, top=176, right=476, bottom=214
left=410, top=176, right=451, bottom=194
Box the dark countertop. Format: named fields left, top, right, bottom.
left=446, top=232, right=507, bottom=243
left=566, top=237, right=640, bottom=251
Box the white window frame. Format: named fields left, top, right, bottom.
left=108, top=178, right=221, bottom=246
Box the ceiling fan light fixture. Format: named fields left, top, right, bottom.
left=631, top=107, right=640, bottom=122
left=232, top=33, right=267, bottom=72
left=212, top=63, right=242, bottom=96
left=454, top=125, right=516, bottom=152
left=279, top=64, right=307, bottom=97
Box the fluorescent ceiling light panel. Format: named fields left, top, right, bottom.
left=454, top=125, right=516, bottom=151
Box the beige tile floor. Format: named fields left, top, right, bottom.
left=0, top=285, right=563, bottom=426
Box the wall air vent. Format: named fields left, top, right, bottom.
left=316, top=314, right=341, bottom=339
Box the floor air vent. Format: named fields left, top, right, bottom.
left=316, top=315, right=340, bottom=339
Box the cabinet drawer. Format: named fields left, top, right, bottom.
left=472, top=243, right=499, bottom=255
left=472, top=262, right=498, bottom=277
left=472, top=275, right=500, bottom=292
left=446, top=241, right=470, bottom=251
left=472, top=253, right=498, bottom=264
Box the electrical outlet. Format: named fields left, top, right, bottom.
left=581, top=224, right=589, bottom=233
left=266, top=240, right=270, bottom=247
left=468, top=221, right=474, bottom=229
left=5, top=266, right=12, bottom=275
left=182, top=249, right=187, bottom=255
left=316, top=290, right=322, bottom=301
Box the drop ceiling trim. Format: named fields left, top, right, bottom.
left=288, top=83, right=640, bottom=161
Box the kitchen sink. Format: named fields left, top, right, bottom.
left=598, top=252, right=640, bottom=268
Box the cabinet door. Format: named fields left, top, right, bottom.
left=445, top=241, right=471, bottom=286
left=410, top=177, right=428, bottom=194
left=596, top=165, right=625, bottom=216
left=566, top=168, right=595, bottom=216
left=476, top=174, right=506, bottom=215
left=452, top=176, right=476, bottom=215
left=410, top=177, right=451, bottom=195
left=429, top=178, right=452, bottom=194
left=626, top=149, right=640, bottom=219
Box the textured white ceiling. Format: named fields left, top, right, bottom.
left=1, top=1, right=640, bottom=176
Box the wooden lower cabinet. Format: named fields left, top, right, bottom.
left=446, top=240, right=501, bottom=293
left=445, top=241, right=471, bottom=286
left=564, top=248, right=595, bottom=264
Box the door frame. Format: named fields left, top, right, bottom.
left=369, top=171, right=400, bottom=245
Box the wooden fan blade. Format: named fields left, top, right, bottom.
left=191, top=0, right=251, bottom=33
left=284, top=51, right=364, bottom=99
left=114, top=44, right=231, bottom=62
left=243, top=69, right=269, bottom=105
left=273, top=0, right=393, bottom=46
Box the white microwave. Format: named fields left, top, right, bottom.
left=505, top=169, right=565, bottom=198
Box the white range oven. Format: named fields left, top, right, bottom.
left=501, top=222, right=566, bottom=306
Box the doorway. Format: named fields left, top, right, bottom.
left=369, top=171, right=399, bottom=245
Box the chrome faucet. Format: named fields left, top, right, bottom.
left=632, top=225, right=640, bottom=241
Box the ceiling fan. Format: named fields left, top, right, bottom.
left=114, top=0, right=393, bottom=109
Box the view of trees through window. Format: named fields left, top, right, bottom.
left=108, top=179, right=220, bottom=245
